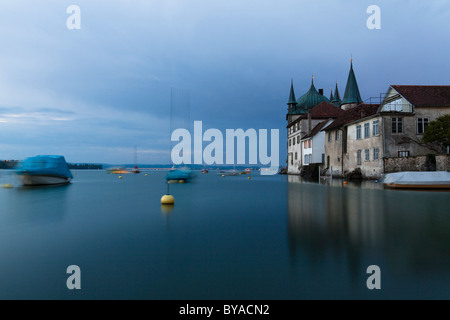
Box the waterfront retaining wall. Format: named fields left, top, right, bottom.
left=384, top=154, right=449, bottom=173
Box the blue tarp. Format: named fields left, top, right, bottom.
left=165, top=169, right=194, bottom=181
left=15, top=155, right=73, bottom=179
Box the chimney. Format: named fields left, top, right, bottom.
left=308, top=110, right=312, bottom=135
left=318, top=88, right=323, bottom=95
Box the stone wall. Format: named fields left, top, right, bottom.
left=384, top=154, right=449, bottom=173
left=436, top=155, right=450, bottom=171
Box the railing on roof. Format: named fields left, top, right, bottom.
left=365, top=94, right=414, bottom=113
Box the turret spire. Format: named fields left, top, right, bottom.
left=341, top=60, right=363, bottom=108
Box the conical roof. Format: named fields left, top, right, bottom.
left=294, top=77, right=330, bottom=114
left=332, top=82, right=342, bottom=107
left=341, top=61, right=363, bottom=105
left=329, top=89, right=333, bottom=101
left=287, top=79, right=297, bottom=105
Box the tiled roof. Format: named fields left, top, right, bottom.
left=299, top=101, right=344, bottom=119
left=391, top=85, right=450, bottom=107
left=287, top=101, right=344, bottom=128
left=323, top=103, right=380, bottom=131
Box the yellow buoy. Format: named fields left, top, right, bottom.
left=1, top=183, right=13, bottom=188
left=161, top=194, right=175, bottom=205
left=119, top=176, right=123, bottom=179
left=222, top=175, right=225, bottom=178
left=145, top=173, right=148, bottom=176
left=248, top=176, right=251, bottom=180
left=179, top=180, right=185, bottom=183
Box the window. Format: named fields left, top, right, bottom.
left=356, top=150, right=362, bottom=165
left=295, top=152, right=297, bottom=160
left=293, top=137, right=295, bottom=145
left=356, top=125, right=362, bottom=139
left=373, top=120, right=379, bottom=136
left=391, top=117, right=403, bottom=134
left=328, top=132, right=332, bottom=142
left=289, top=139, right=291, bottom=146
left=373, top=147, right=379, bottom=160
left=337, top=157, right=340, bottom=163
left=308, top=140, right=311, bottom=148
left=336, top=130, right=340, bottom=140
left=304, top=141, right=307, bottom=148
left=297, top=136, right=300, bottom=144
left=365, top=149, right=370, bottom=161
left=304, top=154, right=311, bottom=165
left=290, top=153, right=293, bottom=165
left=398, top=151, right=409, bottom=157
left=417, top=117, right=429, bottom=134
left=364, top=123, right=370, bottom=138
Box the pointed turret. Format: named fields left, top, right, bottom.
left=332, top=82, right=342, bottom=107
left=341, top=60, right=363, bottom=110
left=287, top=79, right=297, bottom=113
left=329, top=88, right=333, bottom=101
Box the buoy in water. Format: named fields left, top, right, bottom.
left=343, top=181, right=348, bottom=185
left=119, top=176, right=123, bottom=179
left=222, top=175, right=225, bottom=178
left=161, top=194, right=175, bottom=205
left=179, top=180, right=185, bottom=183
left=1, top=183, right=13, bottom=188
left=248, top=176, right=251, bottom=180
left=145, top=173, right=148, bottom=176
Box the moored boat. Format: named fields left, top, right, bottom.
left=166, top=168, right=194, bottom=183
left=382, top=171, right=450, bottom=190
left=15, top=155, right=73, bottom=186
left=106, top=167, right=131, bottom=174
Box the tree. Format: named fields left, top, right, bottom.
left=422, top=114, right=450, bottom=153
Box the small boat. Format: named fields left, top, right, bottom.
left=132, top=145, right=140, bottom=174
left=166, top=168, right=194, bottom=183
left=383, top=171, right=450, bottom=190
left=15, top=155, right=73, bottom=186
left=132, top=166, right=141, bottom=174
left=201, top=169, right=208, bottom=174
left=106, top=167, right=131, bottom=174
left=218, top=169, right=239, bottom=176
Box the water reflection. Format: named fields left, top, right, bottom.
left=0, top=183, right=70, bottom=229
left=287, top=176, right=450, bottom=285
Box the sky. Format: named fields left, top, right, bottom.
left=0, top=0, right=449, bottom=165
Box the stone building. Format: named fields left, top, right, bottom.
left=285, top=61, right=450, bottom=178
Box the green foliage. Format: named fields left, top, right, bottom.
left=422, top=115, right=450, bottom=150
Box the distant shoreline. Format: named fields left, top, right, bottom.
left=1, top=160, right=263, bottom=171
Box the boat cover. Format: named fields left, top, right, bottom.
left=15, top=155, right=73, bottom=179
left=382, top=171, right=450, bottom=185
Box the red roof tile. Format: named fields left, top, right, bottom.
left=391, top=85, right=450, bottom=107
left=323, top=103, right=380, bottom=131
left=299, top=101, right=345, bottom=119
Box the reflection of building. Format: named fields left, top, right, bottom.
left=287, top=179, right=450, bottom=292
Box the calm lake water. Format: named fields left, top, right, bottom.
left=0, top=169, right=449, bottom=299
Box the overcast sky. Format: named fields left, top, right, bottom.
left=0, top=0, right=449, bottom=165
